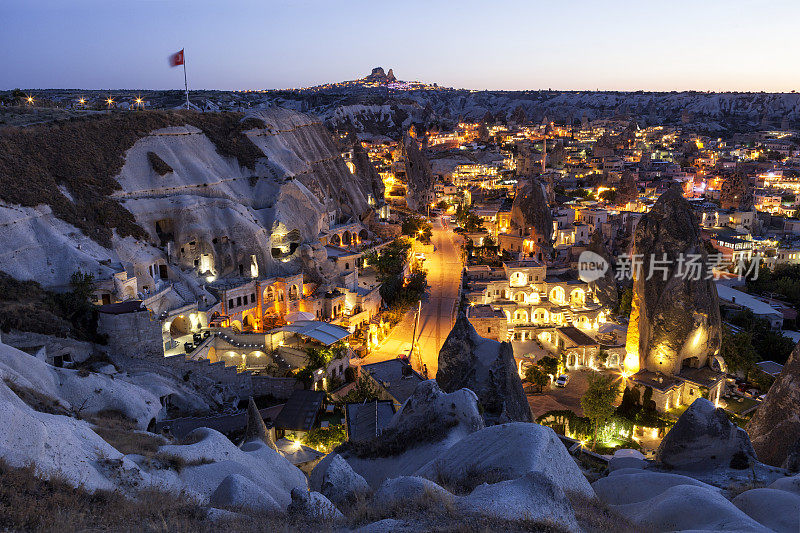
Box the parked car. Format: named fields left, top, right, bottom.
left=555, top=375, right=570, bottom=388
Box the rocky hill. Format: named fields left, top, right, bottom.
left=0, top=107, right=382, bottom=288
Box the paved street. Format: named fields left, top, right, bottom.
left=361, top=218, right=463, bottom=377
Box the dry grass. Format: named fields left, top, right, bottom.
left=345, top=487, right=567, bottom=532
left=568, top=492, right=646, bottom=533
left=0, top=457, right=623, bottom=533
left=3, top=379, right=70, bottom=416
left=0, top=110, right=266, bottom=247
left=335, top=412, right=458, bottom=459
left=431, top=461, right=510, bottom=495
left=89, top=410, right=166, bottom=458
left=0, top=457, right=344, bottom=533
left=151, top=452, right=215, bottom=473
left=147, top=151, right=173, bottom=175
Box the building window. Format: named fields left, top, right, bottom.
left=250, top=293, right=256, bottom=304
left=237, top=296, right=242, bottom=307
left=487, top=327, right=492, bottom=333
left=228, top=299, right=234, bottom=309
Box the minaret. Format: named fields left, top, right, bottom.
left=541, top=136, right=547, bottom=174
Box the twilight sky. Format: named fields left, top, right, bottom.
left=2, top=0, right=798, bottom=92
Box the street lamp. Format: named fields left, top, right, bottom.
left=25, top=95, right=34, bottom=106
left=134, top=97, right=143, bottom=110
left=106, top=97, right=114, bottom=109
left=78, top=97, right=86, bottom=107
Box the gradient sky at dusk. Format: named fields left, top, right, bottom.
left=2, top=0, right=799, bottom=92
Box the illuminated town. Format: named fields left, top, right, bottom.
left=2, top=2, right=800, bottom=531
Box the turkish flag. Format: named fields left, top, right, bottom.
left=169, top=49, right=184, bottom=67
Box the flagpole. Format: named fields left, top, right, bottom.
left=183, top=52, right=189, bottom=110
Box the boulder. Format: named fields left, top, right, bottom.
left=745, top=342, right=800, bottom=467
left=415, top=422, right=593, bottom=497
left=593, top=471, right=717, bottom=505
left=155, top=428, right=307, bottom=508
left=287, top=487, right=343, bottom=521
left=311, top=382, right=483, bottom=488
left=457, top=472, right=579, bottom=531
left=625, top=185, right=722, bottom=373
left=656, top=398, right=755, bottom=469
left=732, top=488, right=800, bottom=533
left=372, top=476, right=451, bottom=508
left=388, top=380, right=484, bottom=434
left=436, top=315, right=531, bottom=423
left=613, top=484, right=770, bottom=532
left=318, top=454, right=369, bottom=507
left=768, top=474, right=800, bottom=495
left=608, top=449, right=647, bottom=471
left=354, top=519, right=415, bottom=533
left=209, top=474, right=281, bottom=512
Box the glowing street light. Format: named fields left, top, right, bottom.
left=134, top=96, right=144, bottom=110
left=78, top=97, right=86, bottom=107
left=25, top=95, right=34, bottom=105
left=106, top=97, right=114, bottom=109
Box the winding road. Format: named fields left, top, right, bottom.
left=360, top=218, right=463, bottom=377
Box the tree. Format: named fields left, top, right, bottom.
left=342, top=373, right=380, bottom=403
left=615, top=386, right=641, bottom=421
left=617, top=287, right=633, bottom=317
left=69, top=271, right=96, bottom=302
left=581, top=374, right=619, bottom=449
left=537, top=356, right=558, bottom=377
left=401, top=217, right=432, bottom=244
left=599, top=189, right=618, bottom=203
left=525, top=365, right=549, bottom=393
left=720, top=327, right=758, bottom=376
left=306, top=347, right=333, bottom=370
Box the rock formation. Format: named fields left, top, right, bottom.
left=509, top=178, right=553, bottom=255
left=656, top=398, right=756, bottom=469
left=401, top=134, right=435, bottom=211
left=585, top=230, right=619, bottom=310
left=241, top=397, right=278, bottom=451
left=616, top=170, right=638, bottom=206
left=0, top=107, right=383, bottom=288
left=436, top=314, right=531, bottom=423
left=745, top=342, right=800, bottom=467
left=624, top=185, right=722, bottom=374
left=720, top=173, right=754, bottom=210
left=346, top=130, right=385, bottom=207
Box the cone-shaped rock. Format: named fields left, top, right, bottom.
left=242, top=396, right=278, bottom=451
left=437, top=313, right=531, bottom=423
left=510, top=178, right=553, bottom=251
left=745, top=342, right=800, bottom=467
left=585, top=230, right=618, bottom=310
left=624, top=185, right=722, bottom=374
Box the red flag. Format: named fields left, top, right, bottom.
left=169, top=49, right=184, bottom=67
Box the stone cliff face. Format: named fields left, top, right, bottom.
left=0, top=108, right=382, bottom=287
left=624, top=186, right=722, bottom=374
left=745, top=342, right=800, bottom=467
left=510, top=178, right=553, bottom=248
left=436, top=314, right=532, bottom=423
left=401, top=134, right=434, bottom=211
